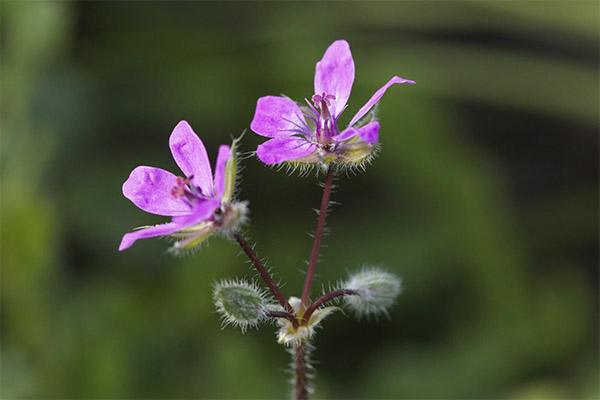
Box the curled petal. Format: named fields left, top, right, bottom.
left=213, top=145, right=232, bottom=199
left=349, top=76, right=415, bottom=127
left=123, top=166, right=190, bottom=216
left=118, top=222, right=183, bottom=251
left=169, top=120, right=213, bottom=195
left=250, top=96, right=312, bottom=138
left=256, top=137, right=317, bottom=164
left=314, top=40, right=355, bottom=119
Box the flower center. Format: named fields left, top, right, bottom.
left=311, top=92, right=336, bottom=109
left=170, top=175, right=210, bottom=207
left=311, top=92, right=338, bottom=144
left=170, top=176, right=192, bottom=199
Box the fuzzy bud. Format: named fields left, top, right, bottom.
left=343, top=267, right=402, bottom=318
left=213, top=279, right=267, bottom=332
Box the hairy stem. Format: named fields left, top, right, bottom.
left=300, top=165, right=334, bottom=311
left=302, top=288, right=358, bottom=322
left=266, top=310, right=297, bottom=325
left=233, top=231, right=297, bottom=323
left=294, top=342, right=309, bottom=400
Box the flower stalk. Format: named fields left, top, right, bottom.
left=300, top=165, right=335, bottom=311
left=302, top=288, right=358, bottom=323
left=232, top=230, right=297, bottom=321
left=293, top=342, right=310, bottom=400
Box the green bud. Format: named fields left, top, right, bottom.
left=343, top=267, right=402, bottom=319
left=222, top=137, right=240, bottom=204
left=213, top=279, right=267, bottom=332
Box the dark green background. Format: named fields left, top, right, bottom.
left=2, top=1, right=598, bottom=398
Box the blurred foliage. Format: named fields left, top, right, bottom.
left=1, top=1, right=598, bottom=399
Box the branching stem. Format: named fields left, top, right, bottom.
left=300, top=165, right=334, bottom=311
left=266, top=310, right=297, bottom=325
left=302, top=288, right=358, bottom=322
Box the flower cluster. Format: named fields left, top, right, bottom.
left=119, top=39, right=413, bottom=400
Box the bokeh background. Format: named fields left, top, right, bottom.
left=2, top=1, right=598, bottom=399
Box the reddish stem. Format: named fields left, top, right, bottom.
left=302, top=288, right=358, bottom=322
left=266, top=310, right=297, bottom=325
left=300, top=165, right=334, bottom=310
left=233, top=231, right=297, bottom=325
left=294, top=342, right=309, bottom=400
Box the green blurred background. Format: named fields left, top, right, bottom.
left=2, top=1, right=598, bottom=398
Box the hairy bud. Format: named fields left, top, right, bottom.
left=213, top=279, right=267, bottom=332
left=343, top=267, right=402, bottom=318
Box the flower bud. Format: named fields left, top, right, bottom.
left=343, top=267, right=402, bottom=318
left=213, top=279, right=267, bottom=332
left=221, top=137, right=240, bottom=204
left=273, top=297, right=340, bottom=346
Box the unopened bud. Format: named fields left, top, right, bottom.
left=273, top=297, right=340, bottom=346
left=343, top=267, right=402, bottom=318
left=213, top=279, right=267, bottom=332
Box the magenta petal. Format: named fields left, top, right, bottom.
left=213, top=145, right=232, bottom=198
left=250, top=96, right=312, bottom=138
left=169, top=120, right=213, bottom=195
left=118, top=222, right=182, bottom=251
left=333, top=127, right=359, bottom=142
left=123, top=166, right=190, bottom=216
left=256, top=137, right=317, bottom=164
left=356, top=121, right=380, bottom=143
left=172, top=198, right=220, bottom=227
left=314, top=40, right=355, bottom=118
left=349, top=76, right=415, bottom=127
left=333, top=121, right=379, bottom=143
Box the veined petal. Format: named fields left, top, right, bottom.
left=213, top=145, right=232, bottom=199
left=118, top=222, right=182, bottom=251
left=169, top=120, right=213, bottom=195
left=256, top=137, right=317, bottom=164
left=349, top=76, right=415, bottom=127
left=171, top=198, right=220, bottom=227
left=123, top=166, right=190, bottom=216
left=250, top=96, right=312, bottom=138
left=314, top=40, right=355, bottom=118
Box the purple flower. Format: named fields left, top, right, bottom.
left=119, top=121, right=245, bottom=251
left=250, top=40, right=415, bottom=166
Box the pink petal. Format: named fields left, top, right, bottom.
left=172, top=198, right=220, bottom=227
left=122, top=166, right=190, bottom=216
left=213, top=145, right=232, bottom=199
left=349, top=76, right=415, bottom=127
left=169, top=120, right=213, bottom=196
left=250, top=96, right=312, bottom=138
left=356, top=121, right=380, bottom=143
left=333, top=127, right=359, bottom=142
left=256, top=137, right=317, bottom=164
left=314, top=40, right=355, bottom=118
left=333, top=121, right=379, bottom=143
left=118, top=222, right=183, bottom=251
